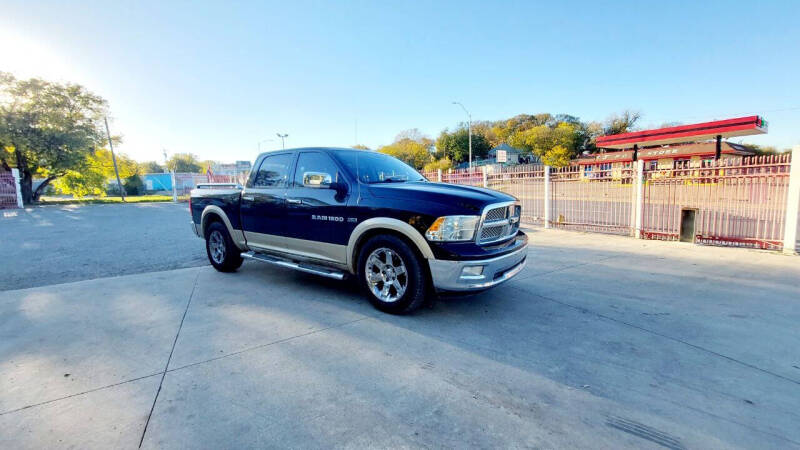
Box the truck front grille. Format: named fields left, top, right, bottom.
left=477, top=203, right=521, bottom=245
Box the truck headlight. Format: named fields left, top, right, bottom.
left=425, top=215, right=479, bottom=242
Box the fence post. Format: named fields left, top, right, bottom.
left=437, top=168, right=442, bottom=182
left=482, top=166, right=488, bottom=188
left=634, top=159, right=645, bottom=238
left=171, top=171, right=178, bottom=202
left=544, top=165, right=551, bottom=228
left=11, top=168, right=23, bottom=208
left=783, top=145, right=800, bottom=254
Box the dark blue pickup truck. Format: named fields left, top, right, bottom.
left=190, top=147, right=527, bottom=314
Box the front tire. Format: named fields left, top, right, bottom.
left=205, top=221, right=243, bottom=272
left=357, top=234, right=427, bottom=314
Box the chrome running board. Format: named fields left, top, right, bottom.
left=240, top=251, right=347, bottom=280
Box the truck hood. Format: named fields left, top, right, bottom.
left=367, top=181, right=515, bottom=214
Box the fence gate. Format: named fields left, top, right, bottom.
left=641, top=155, right=791, bottom=249
left=0, top=171, right=21, bottom=209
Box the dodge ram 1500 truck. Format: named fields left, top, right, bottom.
left=190, top=147, right=527, bottom=314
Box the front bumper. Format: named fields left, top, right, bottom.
left=428, top=241, right=528, bottom=292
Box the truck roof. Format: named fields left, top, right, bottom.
left=255, top=147, right=370, bottom=161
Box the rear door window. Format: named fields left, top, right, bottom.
left=252, top=153, right=293, bottom=188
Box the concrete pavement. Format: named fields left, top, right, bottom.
left=0, top=202, right=206, bottom=291
left=1, top=230, right=798, bottom=448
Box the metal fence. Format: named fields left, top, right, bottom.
left=426, top=151, right=798, bottom=251
left=550, top=165, right=634, bottom=234
left=0, top=172, right=20, bottom=209
left=641, top=155, right=791, bottom=249
left=487, top=165, right=546, bottom=226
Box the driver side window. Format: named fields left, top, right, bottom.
left=293, top=152, right=342, bottom=187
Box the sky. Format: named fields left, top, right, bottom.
left=1, top=0, right=798, bottom=163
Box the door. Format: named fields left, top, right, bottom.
left=240, top=152, right=295, bottom=249
left=283, top=151, right=351, bottom=263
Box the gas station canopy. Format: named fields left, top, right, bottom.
left=596, top=116, right=768, bottom=150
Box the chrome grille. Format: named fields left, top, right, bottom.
left=485, top=206, right=508, bottom=222
left=477, top=203, right=521, bottom=245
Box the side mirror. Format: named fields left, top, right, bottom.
left=329, top=181, right=349, bottom=195
left=303, top=172, right=332, bottom=188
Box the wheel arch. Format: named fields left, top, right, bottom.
left=200, top=205, right=247, bottom=250
left=347, top=218, right=434, bottom=274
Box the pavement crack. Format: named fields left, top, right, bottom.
left=0, top=371, right=163, bottom=416
left=138, top=272, right=199, bottom=448
left=166, top=316, right=373, bottom=374
left=508, top=283, right=800, bottom=386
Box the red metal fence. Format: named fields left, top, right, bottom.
left=641, top=155, right=791, bottom=249
left=550, top=165, right=634, bottom=234
left=426, top=153, right=796, bottom=251
left=0, top=172, right=19, bottom=209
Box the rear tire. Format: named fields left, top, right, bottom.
left=357, top=234, right=427, bottom=314
left=205, top=221, right=243, bottom=272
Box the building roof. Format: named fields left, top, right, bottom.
left=596, top=116, right=767, bottom=149
left=489, top=143, right=522, bottom=155
left=577, top=141, right=755, bottom=165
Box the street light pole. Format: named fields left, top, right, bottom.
left=452, top=102, right=472, bottom=169
left=276, top=133, right=288, bottom=150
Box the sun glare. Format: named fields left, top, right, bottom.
left=0, top=28, right=81, bottom=82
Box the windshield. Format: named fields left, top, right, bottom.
left=333, top=150, right=425, bottom=184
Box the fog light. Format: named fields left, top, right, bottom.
left=461, top=266, right=484, bottom=278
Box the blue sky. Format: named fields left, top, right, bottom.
left=1, top=0, right=798, bottom=163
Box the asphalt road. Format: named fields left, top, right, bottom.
left=0, top=203, right=206, bottom=291
left=1, top=221, right=799, bottom=448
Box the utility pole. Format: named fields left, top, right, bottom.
left=452, top=102, right=472, bottom=169
left=104, top=117, right=126, bottom=202
left=276, top=133, right=288, bottom=149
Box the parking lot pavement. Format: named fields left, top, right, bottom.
left=1, top=230, right=799, bottom=448
left=0, top=202, right=207, bottom=291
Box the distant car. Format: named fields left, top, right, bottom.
left=189, top=148, right=527, bottom=314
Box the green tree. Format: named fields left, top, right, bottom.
left=52, top=148, right=139, bottom=197
left=352, top=144, right=370, bottom=150
left=378, top=139, right=432, bottom=169
left=0, top=73, right=110, bottom=204
left=166, top=153, right=203, bottom=173
left=423, top=157, right=453, bottom=172
left=435, top=127, right=490, bottom=164
left=141, top=160, right=164, bottom=173
left=508, top=122, right=581, bottom=167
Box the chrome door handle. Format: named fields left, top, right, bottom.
left=286, top=198, right=302, bottom=204
left=242, top=195, right=254, bottom=201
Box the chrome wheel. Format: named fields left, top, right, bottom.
left=208, top=230, right=226, bottom=264
left=365, top=247, right=408, bottom=303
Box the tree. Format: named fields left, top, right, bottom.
left=604, top=110, right=641, bottom=135
left=142, top=160, right=165, bottom=173
left=166, top=153, right=203, bottom=173
left=52, top=148, right=139, bottom=197
left=508, top=122, right=581, bottom=167
left=423, top=157, right=453, bottom=172
left=435, top=127, right=490, bottom=164
left=378, top=139, right=432, bottom=169
left=0, top=73, right=110, bottom=204
left=352, top=144, right=370, bottom=150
